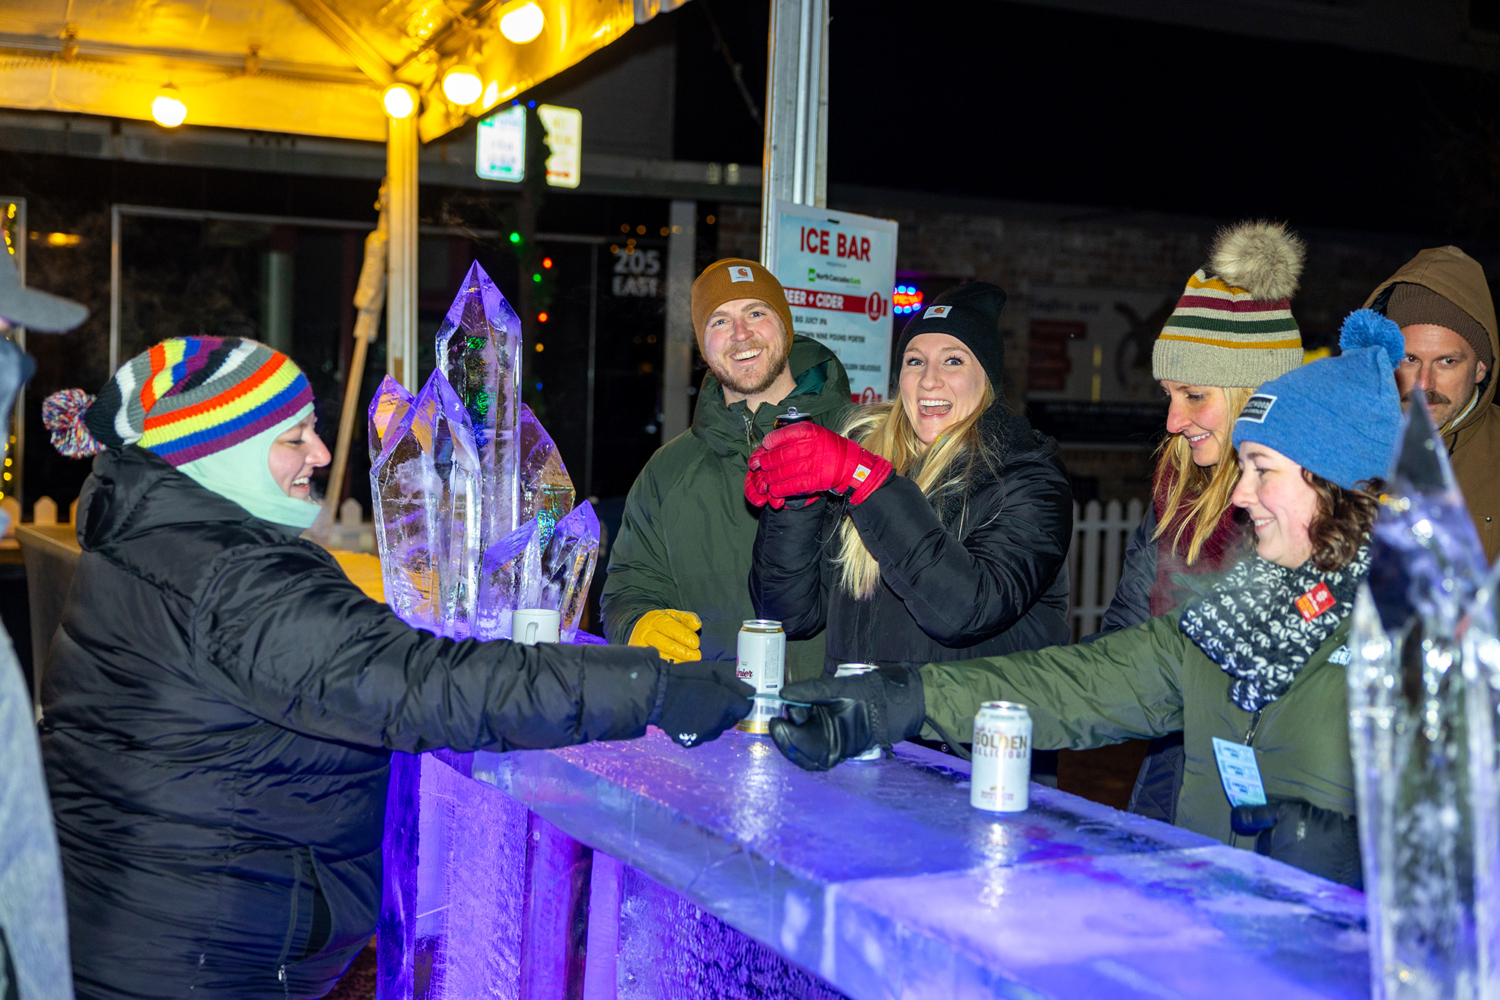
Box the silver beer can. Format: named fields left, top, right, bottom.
left=834, top=663, right=883, bottom=760
left=970, top=701, right=1032, bottom=812
left=735, top=620, right=786, bottom=734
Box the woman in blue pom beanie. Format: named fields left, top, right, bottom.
left=766, top=311, right=1408, bottom=888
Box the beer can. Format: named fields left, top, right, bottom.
left=772, top=406, right=813, bottom=430
left=834, top=663, right=883, bottom=760
left=970, top=701, right=1032, bottom=812
left=735, top=620, right=786, bottom=734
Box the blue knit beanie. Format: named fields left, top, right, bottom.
left=1232, top=309, right=1405, bottom=489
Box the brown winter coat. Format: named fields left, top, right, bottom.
left=1365, top=247, right=1500, bottom=563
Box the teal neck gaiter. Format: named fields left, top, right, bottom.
left=177, top=405, right=321, bottom=530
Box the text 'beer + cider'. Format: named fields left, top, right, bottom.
left=834, top=663, right=883, bottom=761
left=735, top=620, right=785, bottom=734
left=971, top=701, right=1032, bottom=812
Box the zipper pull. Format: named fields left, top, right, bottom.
left=1244, top=709, right=1264, bottom=746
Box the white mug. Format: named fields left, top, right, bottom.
left=512, top=609, right=561, bottom=645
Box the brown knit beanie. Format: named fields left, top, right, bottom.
left=1384, top=282, right=1494, bottom=367
left=689, top=259, right=795, bottom=354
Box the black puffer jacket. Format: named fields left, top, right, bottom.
left=41, top=447, right=664, bottom=999
left=750, top=407, right=1073, bottom=673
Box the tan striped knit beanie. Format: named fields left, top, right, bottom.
left=1153, top=220, right=1306, bottom=388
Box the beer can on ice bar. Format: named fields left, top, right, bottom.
left=971, top=701, right=1032, bottom=812
left=835, top=663, right=883, bottom=760
left=735, top=620, right=785, bottom=734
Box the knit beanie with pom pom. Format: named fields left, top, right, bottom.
left=1153, top=220, right=1307, bottom=388
left=1232, top=309, right=1405, bottom=489
left=42, top=337, right=322, bottom=528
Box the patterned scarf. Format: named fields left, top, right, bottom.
left=1178, top=544, right=1371, bottom=712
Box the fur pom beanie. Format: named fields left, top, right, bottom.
left=1153, top=220, right=1307, bottom=388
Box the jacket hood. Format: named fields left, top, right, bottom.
left=77, top=445, right=270, bottom=552
left=1364, top=246, right=1499, bottom=436
left=692, top=335, right=852, bottom=458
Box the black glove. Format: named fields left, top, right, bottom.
left=1230, top=796, right=1363, bottom=889
left=768, top=665, right=926, bottom=771
left=652, top=659, right=754, bottom=748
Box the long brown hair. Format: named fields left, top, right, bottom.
left=834, top=381, right=998, bottom=598
left=1303, top=471, right=1382, bottom=571
left=1152, top=386, right=1256, bottom=565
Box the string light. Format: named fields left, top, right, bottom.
left=382, top=85, right=417, bottom=119
left=151, top=84, right=187, bottom=127
left=442, top=65, right=483, bottom=106
left=500, top=3, right=545, bottom=43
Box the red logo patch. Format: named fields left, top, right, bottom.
left=1295, top=581, right=1336, bottom=621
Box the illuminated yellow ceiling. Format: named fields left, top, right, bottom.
left=0, top=0, right=688, bottom=142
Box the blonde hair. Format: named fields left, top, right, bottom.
left=834, top=382, right=998, bottom=598
left=1151, top=385, right=1255, bottom=565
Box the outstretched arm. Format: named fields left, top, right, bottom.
left=191, top=542, right=667, bottom=753
left=749, top=498, right=832, bottom=640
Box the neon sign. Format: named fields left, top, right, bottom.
left=893, top=284, right=923, bottom=315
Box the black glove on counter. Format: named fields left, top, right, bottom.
left=768, top=665, right=926, bottom=771
left=1230, top=796, right=1363, bottom=889
left=652, top=659, right=754, bottom=748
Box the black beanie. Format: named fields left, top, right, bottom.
left=889, top=281, right=1008, bottom=396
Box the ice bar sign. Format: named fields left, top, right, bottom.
left=766, top=202, right=898, bottom=403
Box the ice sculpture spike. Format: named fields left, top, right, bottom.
left=371, top=370, right=482, bottom=638
left=1346, top=394, right=1500, bottom=1000
left=518, top=404, right=576, bottom=545
left=542, top=502, right=599, bottom=639
left=369, top=374, right=415, bottom=463
left=437, top=262, right=523, bottom=542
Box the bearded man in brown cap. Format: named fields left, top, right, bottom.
left=1365, top=246, right=1500, bottom=561
left=601, top=259, right=851, bottom=682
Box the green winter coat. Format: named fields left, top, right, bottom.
left=921, top=574, right=1355, bottom=851
left=602, top=336, right=852, bottom=682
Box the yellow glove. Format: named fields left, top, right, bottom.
left=629, top=609, right=702, bottom=662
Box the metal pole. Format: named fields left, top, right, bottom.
left=385, top=109, right=419, bottom=391
left=661, top=200, right=697, bottom=442
left=584, top=245, right=597, bottom=498
left=109, top=203, right=120, bottom=375
left=8, top=197, right=25, bottom=513
left=760, top=0, right=828, bottom=263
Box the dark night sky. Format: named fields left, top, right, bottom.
left=674, top=0, right=1498, bottom=238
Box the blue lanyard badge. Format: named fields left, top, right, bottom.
left=1211, top=737, right=1267, bottom=808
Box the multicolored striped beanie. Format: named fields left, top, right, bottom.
left=1153, top=220, right=1306, bottom=388
left=42, top=337, right=312, bottom=465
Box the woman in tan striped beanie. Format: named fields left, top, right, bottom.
left=1096, top=218, right=1306, bottom=821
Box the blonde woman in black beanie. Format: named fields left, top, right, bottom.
left=745, top=282, right=1074, bottom=684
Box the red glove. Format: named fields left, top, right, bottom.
left=749, top=423, right=893, bottom=505
left=744, top=463, right=785, bottom=509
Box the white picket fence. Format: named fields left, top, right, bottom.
left=1067, top=497, right=1146, bottom=640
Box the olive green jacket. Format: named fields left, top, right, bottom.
left=601, top=336, right=851, bottom=682
left=922, top=576, right=1355, bottom=851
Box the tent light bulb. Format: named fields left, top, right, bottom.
left=442, top=65, right=483, bottom=106
left=500, top=3, right=545, bottom=44
left=151, top=84, right=187, bottom=128
left=383, top=85, right=418, bottom=119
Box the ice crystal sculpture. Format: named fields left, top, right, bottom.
left=1346, top=397, right=1500, bottom=1000
left=372, top=263, right=600, bottom=641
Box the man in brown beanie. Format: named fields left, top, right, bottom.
left=1365, top=246, right=1500, bottom=561
left=601, top=259, right=852, bottom=681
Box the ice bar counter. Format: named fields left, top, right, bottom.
left=370, top=264, right=1371, bottom=999
left=376, top=734, right=1371, bottom=1000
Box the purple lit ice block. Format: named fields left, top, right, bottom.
left=421, top=731, right=1370, bottom=1000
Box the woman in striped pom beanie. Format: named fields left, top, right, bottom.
left=32, top=337, right=722, bottom=996
left=43, top=336, right=327, bottom=528
left=1096, top=219, right=1306, bottom=823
